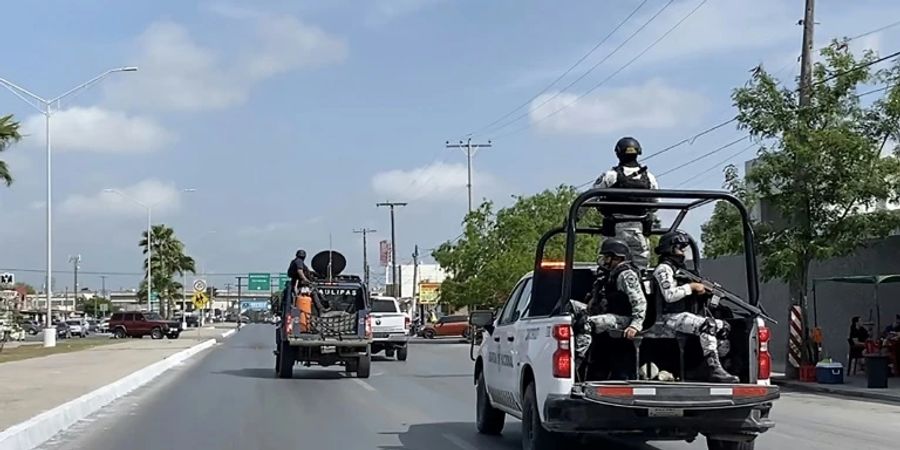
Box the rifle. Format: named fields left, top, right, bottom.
left=674, top=269, right=777, bottom=324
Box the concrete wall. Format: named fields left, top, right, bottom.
left=701, top=235, right=900, bottom=371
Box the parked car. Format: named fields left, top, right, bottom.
left=55, top=321, right=72, bottom=339
left=66, top=319, right=88, bottom=337
left=97, top=318, right=110, bottom=333
left=20, top=320, right=42, bottom=335
left=421, top=315, right=471, bottom=339
left=108, top=311, right=182, bottom=339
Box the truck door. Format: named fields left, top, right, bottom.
left=497, top=277, right=532, bottom=412
left=493, top=277, right=530, bottom=410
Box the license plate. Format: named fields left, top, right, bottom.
left=321, top=346, right=336, bottom=354
left=648, top=408, right=684, bottom=417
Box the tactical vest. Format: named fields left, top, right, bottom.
left=602, top=263, right=640, bottom=317
left=656, top=259, right=690, bottom=314
left=599, top=165, right=653, bottom=215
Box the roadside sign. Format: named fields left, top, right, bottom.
left=379, top=240, right=391, bottom=266
left=276, top=273, right=289, bottom=289
left=247, top=273, right=271, bottom=291
left=149, top=292, right=159, bottom=301
left=99, top=304, right=108, bottom=312
left=418, top=282, right=441, bottom=305
left=0, top=272, right=14, bottom=288
left=192, top=279, right=207, bottom=293
left=192, top=291, right=209, bottom=309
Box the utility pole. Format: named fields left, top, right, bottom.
left=786, top=0, right=816, bottom=380
left=353, top=228, right=377, bottom=286
left=69, top=255, right=81, bottom=316
left=411, top=245, right=419, bottom=323
left=446, top=138, right=492, bottom=213
left=99, top=275, right=106, bottom=318
left=376, top=202, right=407, bottom=297
left=235, top=277, right=244, bottom=330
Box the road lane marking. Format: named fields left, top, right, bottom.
left=352, top=378, right=377, bottom=392
left=442, top=433, right=479, bottom=450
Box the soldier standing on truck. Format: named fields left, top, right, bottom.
left=574, top=239, right=647, bottom=363
left=652, top=231, right=739, bottom=383
left=593, top=137, right=658, bottom=269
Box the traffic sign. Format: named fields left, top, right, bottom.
left=0, top=272, right=14, bottom=288
left=192, top=278, right=207, bottom=293
left=247, top=273, right=271, bottom=291
left=276, top=273, right=289, bottom=289
left=192, top=291, right=209, bottom=309
left=99, top=304, right=108, bottom=312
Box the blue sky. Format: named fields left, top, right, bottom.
left=2, top=0, right=900, bottom=291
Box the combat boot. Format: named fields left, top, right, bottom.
left=705, top=352, right=739, bottom=383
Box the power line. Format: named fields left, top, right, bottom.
left=849, top=19, right=900, bottom=41
left=480, top=0, right=673, bottom=137
left=468, top=0, right=652, bottom=138
left=673, top=141, right=758, bottom=188
left=492, top=0, right=709, bottom=140
left=656, top=136, right=750, bottom=178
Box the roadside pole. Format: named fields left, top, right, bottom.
left=236, top=276, right=244, bottom=331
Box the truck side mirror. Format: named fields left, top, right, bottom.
left=469, top=311, right=494, bottom=334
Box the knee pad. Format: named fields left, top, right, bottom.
left=716, top=321, right=731, bottom=340
left=699, top=317, right=718, bottom=335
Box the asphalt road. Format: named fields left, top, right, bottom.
left=41, top=325, right=900, bottom=450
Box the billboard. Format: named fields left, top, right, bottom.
left=379, top=240, right=391, bottom=266
left=418, top=282, right=441, bottom=305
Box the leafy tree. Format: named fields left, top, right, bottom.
left=702, top=42, right=900, bottom=363
left=76, top=297, right=119, bottom=317
left=0, top=114, right=22, bottom=186
left=138, top=224, right=196, bottom=318
left=433, top=186, right=601, bottom=310
left=13, top=282, right=36, bottom=295
left=701, top=164, right=757, bottom=257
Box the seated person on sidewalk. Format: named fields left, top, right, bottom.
left=652, top=231, right=738, bottom=383
left=573, top=239, right=647, bottom=364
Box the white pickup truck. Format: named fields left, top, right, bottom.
left=369, top=296, right=410, bottom=361
left=468, top=189, right=780, bottom=450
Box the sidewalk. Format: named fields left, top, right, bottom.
left=0, top=327, right=226, bottom=433
left=773, top=373, right=900, bottom=404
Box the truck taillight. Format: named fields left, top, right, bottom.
left=365, top=316, right=372, bottom=338
left=758, top=324, right=771, bottom=380
left=552, top=324, right=572, bottom=378
left=404, top=316, right=411, bottom=330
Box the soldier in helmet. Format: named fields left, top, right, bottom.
left=652, top=231, right=739, bottom=383
left=593, top=137, right=658, bottom=269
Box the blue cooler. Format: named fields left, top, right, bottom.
left=815, top=362, right=844, bottom=384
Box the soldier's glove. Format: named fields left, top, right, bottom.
left=716, top=321, right=731, bottom=340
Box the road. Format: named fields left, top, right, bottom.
left=41, top=325, right=900, bottom=450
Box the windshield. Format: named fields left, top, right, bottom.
left=371, top=299, right=397, bottom=313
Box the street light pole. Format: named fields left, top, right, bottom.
left=376, top=202, right=407, bottom=296
left=0, top=66, right=137, bottom=336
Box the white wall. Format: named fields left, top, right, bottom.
left=398, top=264, right=448, bottom=298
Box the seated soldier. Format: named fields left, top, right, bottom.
left=652, top=231, right=738, bottom=383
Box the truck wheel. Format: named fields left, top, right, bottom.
left=396, top=346, right=408, bottom=362
left=707, top=438, right=755, bottom=450
left=277, top=344, right=295, bottom=379
left=476, top=371, right=504, bottom=435
left=346, top=358, right=359, bottom=373
left=356, top=354, right=371, bottom=379
left=522, top=382, right=562, bottom=450
left=386, top=348, right=395, bottom=358
left=150, top=328, right=164, bottom=340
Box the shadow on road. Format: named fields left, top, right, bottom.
left=376, top=422, right=673, bottom=450
left=214, top=367, right=348, bottom=380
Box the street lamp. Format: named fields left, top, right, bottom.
left=105, top=187, right=194, bottom=313
left=0, top=67, right=137, bottom=337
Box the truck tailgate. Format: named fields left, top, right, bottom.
left=371, top=312, right=406, bottom=334
left=576, top=381, right=780, bottom=410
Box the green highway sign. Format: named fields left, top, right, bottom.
left=248, top=273, right=271, bottom=291
left=149, top=292, right=159, bottom=301
left=277, top=273, right=289, bottom=289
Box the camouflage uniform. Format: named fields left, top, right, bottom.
left=593, top=167, right=658, bottom=269
left=653, top=262, right=729, bottom=355
left=574, top=264, right=647, bottom=359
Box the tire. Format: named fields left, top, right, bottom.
left=423, top=329, right=436, bottom=339
left=114, top=328, right=127, bottom=339
left=396, top=346, right=408, bottom=362
left=475, top=371, right=505, bottom=435
left=707, top=438, right=756, bottom=450
left=522, top=382, right=563, bottom=450
left=346, top=358, right=359, bottom=373
left=277, top=343, right=295, bottom=379
left=356, top=354, right=371, bottom=379
left=150, top=328, right=164, bottom=340
left=386, top=348, right=395, bottom=358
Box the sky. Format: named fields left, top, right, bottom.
left=2, top=0, right=900, bottom=292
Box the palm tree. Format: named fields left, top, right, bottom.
left=0, top=114, right=23, bottom=186
left=139, top=224, right=196, bottom=318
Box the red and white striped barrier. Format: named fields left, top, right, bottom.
left=788, top=305, right=803, bottom=369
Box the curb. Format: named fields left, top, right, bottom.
left=220, top=329, right=236, bottom=339
left=772, top=378, right=900, bottom=404
left=0, top=338, right=217, bottom=450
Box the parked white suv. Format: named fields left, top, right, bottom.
left=369, top=296, right=409, bottom=361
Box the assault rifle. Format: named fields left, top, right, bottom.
left=674, top=269, right=777, bottom=324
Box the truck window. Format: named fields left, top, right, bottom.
left=371, top=299, right=397, bottom=313
left=512, top=278, right=533, bottom=321
left=498, top=279, right=528, bottom=326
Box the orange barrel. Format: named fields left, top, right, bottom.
left=296, top=293, right=313, bottom=332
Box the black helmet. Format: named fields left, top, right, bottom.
left=296, top=249, right=307, bottom=259
left=655, top=231, right=691, bottom=255
left=614, top=137, right=642, bottom=159
left=600, top=238, right=631, bottom=259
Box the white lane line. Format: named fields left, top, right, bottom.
left=352, top=378, right=377, bottom=392
left=442, top=433, right=479, bottom=450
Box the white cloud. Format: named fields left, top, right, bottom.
left=368, top=0, right=446, bottom=25
left=105, top=17, right=345, bottom=112
left=61, top=179, right=182, bottom=217
left=240, top=15, right=348, bottom=80
left=21, top=107, right=173, bottom=153
left=530, top=79, right=708, bottom=135
left=371, top=161, right=497, bottom=202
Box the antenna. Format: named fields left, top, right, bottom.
left=328, top=233, right=334, bottom=281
